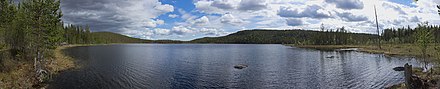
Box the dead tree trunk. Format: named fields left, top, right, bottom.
left=404, top=63, right=413, bottom=89
left=374, top=5, right=382, bottom=49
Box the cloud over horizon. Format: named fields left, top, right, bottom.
left=60, top=0, right=440, bottom=40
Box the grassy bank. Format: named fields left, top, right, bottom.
left=0, top=45, right=80, bottom=88
left=286, top=44, right=440, bottom=62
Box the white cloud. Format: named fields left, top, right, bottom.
left=156, top=19, right=165, bottom=25
left=193, top=16, right=210, bottom=26
left=335, top=11, right=368, bottom=22
left=168, top=14, right=179, bottom=18
left=145, top=21, right=156, bottom=28
left=212, top=0, right=236, bottom=10
left=154, top=28, right=171, bottom=35
left=62, top=0, right=175, bottom=39
left=179, top=9, right=197, bottom=20
left=172, top=26, right=195, bottom=35
left=194, top=0, right=226, bottom=14
left=325, top=0, right=364, bottom=10
left=277, top=5, right=332, bottom=19
left=220, top=14, right=246, bottom=25
left=144, top=19, right=165, bottom=28
left=114, top=0, right=440, bottom=40
left=199, top=28, right=228, bottom=36
left=238, top=0, right=268, bottom=11
left=154, top=4, right=174, bottom=13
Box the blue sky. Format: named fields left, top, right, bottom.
left=389, top=0, right=417, bottom=7
left=157, top=0, right=194, bottom=27
left=60, top=0, right=440, bottom=41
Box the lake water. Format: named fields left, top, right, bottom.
left=49, top=44, right=427, bottom=89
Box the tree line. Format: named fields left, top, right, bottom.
left=191, top=29, right=378, bottom=45
left=64, top=24, right=92, bottom=44
left=382, top=22, right=440, bottom=44
left=192, top=23, right=440, bottom=46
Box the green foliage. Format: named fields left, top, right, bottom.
left=0, top=0, right=16, bottom=49
left=413, top=22, right=434, bottom=57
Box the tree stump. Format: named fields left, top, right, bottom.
left=404, top=63, right=413, bottom=89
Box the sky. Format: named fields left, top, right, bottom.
left=60, top=0, right=440, bottom=41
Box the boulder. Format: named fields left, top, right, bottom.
left=234, top=64, right=248, bottom=69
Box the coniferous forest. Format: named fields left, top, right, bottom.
left=382, top=23, right=440, bottom=44
left=1, top=0, right=64, bottom=63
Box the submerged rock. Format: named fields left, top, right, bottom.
left=234, top=64, right=248, bottom=69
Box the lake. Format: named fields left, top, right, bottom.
left=49, top=44, right=427, bottom=89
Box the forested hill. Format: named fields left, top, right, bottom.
left=90, top=32, right=185, bottom=44
left=191, top=30, right=379, bottom=45
left=84, top=32, right=184, bottom=44
left=91, top=32, right=152, bottom=43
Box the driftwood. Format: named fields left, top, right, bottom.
left=34, top=51, right=49, bottom=83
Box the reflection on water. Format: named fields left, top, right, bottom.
left=49, top=44, right=426, bottom=89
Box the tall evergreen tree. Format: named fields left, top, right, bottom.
left=0, top=0, right=16, bottom=49
left=15, top=0, right=63, bottom=82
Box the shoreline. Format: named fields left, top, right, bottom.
left=285, top=44, right=440, bottom=62
left=0, top=44, right=95, bottom=88
left=285, top=44, right=440, bottom=89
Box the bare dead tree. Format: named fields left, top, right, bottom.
left=374, top=5, right=381, bottom=49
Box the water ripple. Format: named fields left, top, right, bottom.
left=50, top=44, right=427, bottom=89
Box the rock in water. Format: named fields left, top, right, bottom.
left=234, top=64, right=248, bottom=69
left=326, top=55, right=335, bottom=58
left=393, top=67, right=405, bottom=71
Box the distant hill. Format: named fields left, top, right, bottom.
left=91, top=32, right=184, bottom=44
left=190, top=30, right=378, bottom=45
left=91, top=32, right=152, bottom=43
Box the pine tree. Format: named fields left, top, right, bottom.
left=0, top=0, right=16, bottom=49
left=16, top=0, right=63, bottom=82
